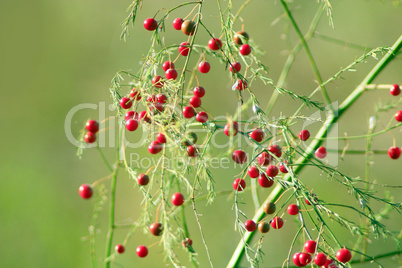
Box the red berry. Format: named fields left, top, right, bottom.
left=120, top=97, right=132, bottom=109
left=152, top=75, right=164, bottom=88
left=270, top=216, right=284, bottom=229
left=165, top=69, right=178, bottom=80
left=171, top=192, right=184, bottom=206
left=198, top=61, right=210, bottom=73
left=257, top=152, right=272, bottom=166
left=150, top=102, right=163, bottom=114
left=314, top=253, right=327, bottom=266
left=324, top=259, right=337, bottom=268
left=236, top=79, right=247, bottom=90
left=79, top=184, right=93, bottom=199
left=233, top=178, right=246, bottom=191
left=304, top=240, right=317, bottom=254
left=247, top=166, right=259, bottom=178
left=125, top=119, right=138, bottom=131
left=298, top=130, right=310, bottom=141
left=84, top=132, right=96, bottom=144
left=395, top=110, right=402, bottom=122
left=244, top=220, right=256, bottom=232
left=232, top=150, right=247, bottom=164
left=190, top=96, right=202, bottom=108
left=268, top=145, right=282, bottom=158
left=315, top=146, right=327, bottom=159
left=149, top=223, right=163, bottom=236
left=179, top=42, right=190, bottom=56
left=390, top=84, right=401, bottom=96
left=115, top=244, right=125, bottom=254
left=224, top=121, right=239, bottom=136
left=388, top=146, right=401, bottom=159
left=162, top=61, right=175, bottom=72
left=249, top=128, right=264, bottom=142
left=86, top=120, right=99, bottom=133
left=299, top=253, right=312, bottom=266
left=292, top=252, right=305, bottom=267
left=234, top=31, right=249, bottom=45
left=136, top=245, right=148, bottom=258
left=278, top=162, right=288, bottom=173
left=266, top=165, right=278, bottom=177
left=139, top=111, right=151, bottom=123
left=143, top=18, right=158, bottom=31
left=147, top=94, right=157, bottom=103
left=208, top=38, right=222, bottom=50
left=229, top=62, right=241, bottom=73
left=183, top=106, right=195, bottom=118
left=287, top=204, right=299, bottom=215
left=172, top=18, right=183, bottom=30
left=258, top=173, right=274, bottom=188
left=156, top=93, right=168, bottom=104
left=148, top=140, right=162, bottom=154
left=239, top=44, right=251, bottom=55
left=130, top=88, right=142, bottom=100
left=196, top=111, right=208, bottom=123
left=336, top=248, right=352, bottom=263
left=187, top=145, right=198, bottom=157
left=125, top=111, right=138, bottom=121
left=182, top=238, right=193, bottom=247
left=157, top=133, right=166, bottom=144
left=137, top=174, right=149, bottom=186
left=193, top=86, right=205, bottom=98
left=305, top=194, right=317, bottom=206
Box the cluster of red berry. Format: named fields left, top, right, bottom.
left=83, top=119, right=99, bottom=144
left=389, top=84, right=402, bottom=160
left=76, top=2, right=401, bottom=265
left=292, top=240, right=352, bottom=267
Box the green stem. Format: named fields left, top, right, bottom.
left=226, top=34, right=402, bottom=268
left=105, top=164, right=119, bottom=268
left=192, top=197, right=214, bottom=268
left=105, top=122, right=123, bottom=267
left=97, top=143, right=113, bottom=172
left=326, top=149, right=387, bottom=154
left=351, top=250, right=401, bottom=264
left=280, top=0, right=333, bottom=112
left=362, top=115, right=376, bottom=260
left=265, top=5, right=324, bottom=115
left=317, top=123, right=401, bottom=140
left=314, top=32, right=374, bottom=51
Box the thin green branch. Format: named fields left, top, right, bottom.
left=192, top=196, right=214, bottom=268
left=96, top=143, right=113, bottom=172
left=105, top=163, right=119, bottom=268
left=351, top=250, right=401, bottom=264
left=265, top=4, right=324, bottom=115
left=279, top=0, right=333, bottom=112
left=320, top=123, right=402, bottom=140
left=314, top=32, right=373, bottom=51
left=105, top=122, right=123, bottom=267
left=326, top=149, right=387, bottom=154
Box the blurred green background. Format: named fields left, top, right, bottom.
left=1, top=0, right=401, bottom=267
